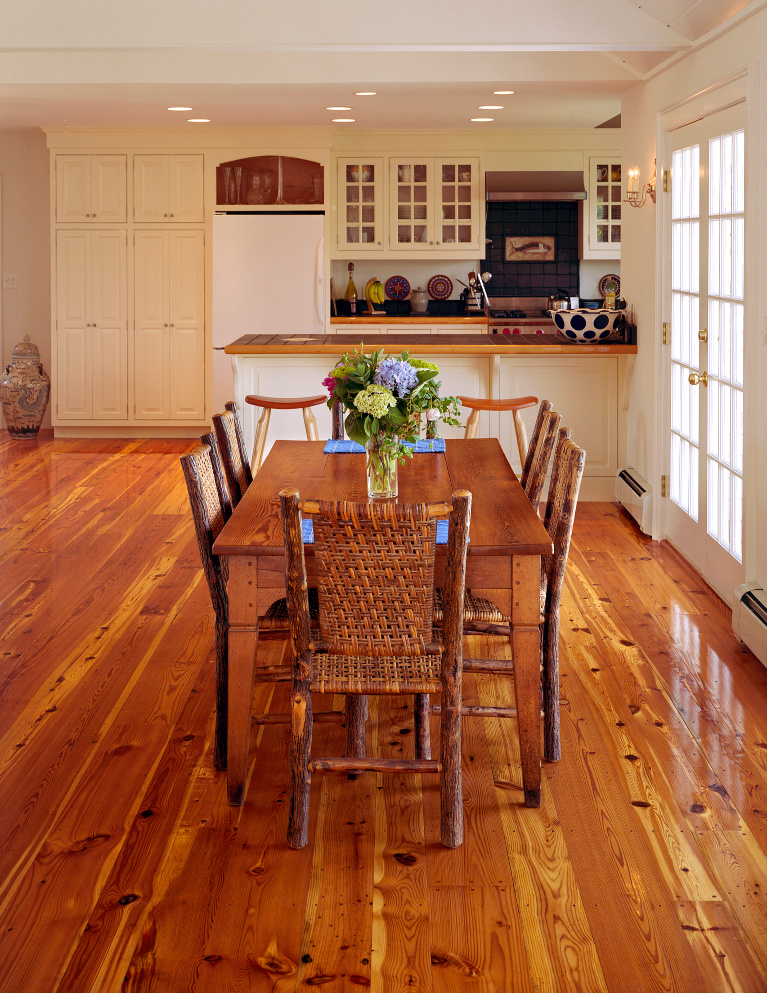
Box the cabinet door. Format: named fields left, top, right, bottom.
left=92, top=156, right=127, bottom=222
left=91, top=230, right=128, bottom=418
left=435, top=158, right=480, bottom=251
left=168, top=231, right=205, bottom=419
left=55, top=230, right=92, bottom=417
left=133, top=156, right=166, bottom=222
left=390, top=160, right=431, bottom=249
left=336, top=158, right=384, bottom=252
left=584, top=156, right=622, bottom=259
left=167, top=155, right=204, bottom=222
left=134, top=231, right=171, bottom=418
left=56, top=158, right=92, bottom=223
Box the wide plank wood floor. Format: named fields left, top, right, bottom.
left=1, top=433, right=766, bottom=992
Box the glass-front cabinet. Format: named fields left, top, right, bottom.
left=389, top=158, right=480, bottom=253
left=336, top=157, right=384, bottom=252
left=584, top=155, right=622, bottom=259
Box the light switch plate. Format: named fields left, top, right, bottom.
left=2, top=273, right=18, bottom=289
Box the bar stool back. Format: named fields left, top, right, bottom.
left=246, top=394, right=328, bottom=474
left=459, top=395, right=538, bottom=466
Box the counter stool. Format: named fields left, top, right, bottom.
left=459, top=395, right=538, bottom=466
left=245, top=394, right=328, bottom=473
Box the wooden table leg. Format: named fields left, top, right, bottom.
left=226, top=556, right=260, bottom=805
left=511, top=555, right=542, bottom=807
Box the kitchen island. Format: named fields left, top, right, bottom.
left=224, top=332, right=637, bottom=500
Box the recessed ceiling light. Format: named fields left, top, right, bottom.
left=327, top=106, right=352, bottom=110
left=332, top=118, right=356, bottom=123
left=493, top=90, right=515, bottom=95
left=187, top=118, right=210, bottom=123
left=355, top=92, right=376, bottom=96
left=471, top=117, right=494, bottom=122
left=167, top=106, right=192, bottom=111
left=479, top=105, right=504, bottom=110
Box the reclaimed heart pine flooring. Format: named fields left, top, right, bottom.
left=0, top=433, right=765, bottom=992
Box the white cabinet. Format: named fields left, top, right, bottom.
left=134, top=229, right=205, bottom=420
left=133, top=155, right=204, bottom=222
left=55, top=155, right=127, bottom=223
left=336, top=158, right=384, bottom=252
left=389, top=157, right=481, bottom=254
left=55, top=229, right=128, bottom=419
left=583, top=156, right=622, bottom=259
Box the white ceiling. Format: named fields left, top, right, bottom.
left=0, top=0, right=760, bottom=132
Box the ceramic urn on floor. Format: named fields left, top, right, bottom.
left=0, top=335, right=51, bottom=439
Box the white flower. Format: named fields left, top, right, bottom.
left=426, top=408, right=441, bottom=421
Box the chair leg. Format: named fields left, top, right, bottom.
left=213, top=613, right=228, bottom=771
left=345, top=696, right=366, bottom=758
left=543, top=620, right=561, bottom=762
left=414, top=693, right=431, bottom=760
left=439, top=666, right=463, bottom=848
left=251, top=407, right=271, bottom=474
left=303, top=406, right=320, bottom=442
left=464, top=408, right=480, bottom=439
left=512, top=410, right=529, bottom=469
left=288, top=678, right=313, bottom=849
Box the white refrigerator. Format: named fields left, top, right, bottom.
left=211, top=211, right=325, bottom=416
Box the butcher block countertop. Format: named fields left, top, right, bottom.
left=225, top=333, right=638, bottom=355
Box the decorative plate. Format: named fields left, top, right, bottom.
left=385, top=275, right=410, bottom=300
left=427, top=274, right=453, bottom=300
left=599, top=273, right=620, bottom=297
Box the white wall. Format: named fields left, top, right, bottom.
left=0, top=129, right=52, bottom=430
left=621, top=6, right=767, bottom=583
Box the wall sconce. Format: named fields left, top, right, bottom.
left=624, top=160, right=657, bottom=208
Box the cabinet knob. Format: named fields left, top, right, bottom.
left=164, top=213, right=168, bottom=217
left=164, top=323, right=168, bottom=327
left=169, top=213, right=174, bottom=217
left=170, top=323, right=175, bottom=327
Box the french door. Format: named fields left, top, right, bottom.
left=665, top=104, right=746, bottom=602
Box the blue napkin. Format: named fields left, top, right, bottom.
left=302, top=517, right=451, bottom=544
left=323, top=438, right=446, bottom=454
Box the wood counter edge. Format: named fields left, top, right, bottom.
left=224, top=334, right=637, bottom=356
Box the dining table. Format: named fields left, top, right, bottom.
left=212, top=437, right=553, bottom=808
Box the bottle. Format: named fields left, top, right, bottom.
left=345, top=262, right=357, bottom=315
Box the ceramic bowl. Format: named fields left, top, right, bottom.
left=552, top=308, right=621, bottom=342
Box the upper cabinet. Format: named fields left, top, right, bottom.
left=389, top=157, right=481, bottom=255
left=133, top=155, right=204, bottom=222
left=336, top=158, right=384, bottom=252
left=216, top=155, right=324, bottom=206
left=583, top=155, right=621, bottom=259
left=55, top=155, right=127, bottom=223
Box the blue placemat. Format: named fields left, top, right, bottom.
left=323, top=438, right=446, bottom=454
left=302, top=517, right=452, bottom=544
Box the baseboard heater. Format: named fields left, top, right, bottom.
left=615, top=466, right=652, bottom=534
left=733, top=583, right=767, bottom=669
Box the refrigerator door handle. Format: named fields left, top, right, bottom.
left=315, top=237, right=324, bottom=327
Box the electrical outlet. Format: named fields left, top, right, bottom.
left=2, top=273, right=18, bottom=289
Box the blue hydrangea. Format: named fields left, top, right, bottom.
left=374, top=358, right=419, bottom=398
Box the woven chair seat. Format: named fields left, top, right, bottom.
left=310, top=652, right=442, bottom=695
left=432, top=587, right=546, bottom=625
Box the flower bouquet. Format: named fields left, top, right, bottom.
left=324, top=344, right=462, bottom=499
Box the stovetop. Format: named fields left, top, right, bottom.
left=490, top=308, right=550, bottom=319
left=487, top=296, right=560, bottom=322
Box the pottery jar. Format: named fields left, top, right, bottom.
left=0, top=335, right=51, bottom=438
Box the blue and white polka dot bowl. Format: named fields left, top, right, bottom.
left=552, top=308, right=621, bottom=342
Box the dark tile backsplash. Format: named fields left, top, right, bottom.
left=483, top=201, right=580, bottom=297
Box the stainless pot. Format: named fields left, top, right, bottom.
left=547, top=289, right=570, bottom=312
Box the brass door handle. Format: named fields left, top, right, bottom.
left=688, top=371, right=708, bottom=386
left=699, top=328, right=708, bottom=342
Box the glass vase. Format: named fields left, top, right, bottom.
left=366, top=432, right=398, bottom=500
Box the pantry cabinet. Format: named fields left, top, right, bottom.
left=55, top=229, right=128, bottom=419
left=55, top=155, right=127, bottom=223
left=582, top=155, right=622, bottom=259
left=133, top=155, right=204, bottom=222
left=134, top=229, right=205, bottom=420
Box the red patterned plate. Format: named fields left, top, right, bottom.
left=427, top=274, right=453, bottom=300
left=385, top=275, right=410, bottom=300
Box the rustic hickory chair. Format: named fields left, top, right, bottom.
left=280, top=488, right=472, bottom=849
left=213, top=404, right=252, bottom=507
left=434, top=432, right=585, bottom=762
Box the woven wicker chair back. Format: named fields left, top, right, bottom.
left=224, top=401, right=251, bottom=476
left=213, top=408, right=252, bottom=506
left=180, top=444, right=229, bottom=617
left=520, top=399, right=553, bottom=489
left=524, top=408, right=561, bottom=510
left=200, top=431, right=233, bottom=522
left=310, top=501, right=441, bottom=658
left=542, top=439, right=585, bottom=609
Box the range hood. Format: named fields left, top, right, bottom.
left=486, top=170, right=587, bottom=201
